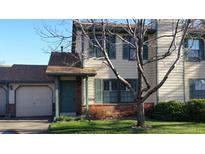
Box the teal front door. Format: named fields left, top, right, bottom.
left=60, top=81, right=76, bottom=113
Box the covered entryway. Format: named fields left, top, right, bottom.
left=46, top=52, right=97, bottom=117
left=0, top=87, right=7, bottom=115
left=60, top=81, right=76, bottom=114
left=16, top=86, right=53, bottom=117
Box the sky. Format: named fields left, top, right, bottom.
left=0, top=19, right=72, bottom=65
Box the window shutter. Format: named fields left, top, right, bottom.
left=143, top=45, right=148, bottom=60
left=95, top=79, right=103, bottom=103
left=184, top=38, right=189, bottom=60
left=200, top=39, right=205, bottom=60
left=190, top=79, right=195, bottom=99
left=89, top=43, right=95, bottom=58
left=135, top=79, right=138, bottom=92
left=109, top=35, right=116, bottom=59
left=123, top=37, right=130, bottom=59
left=184, top=38, right=188, bottom=48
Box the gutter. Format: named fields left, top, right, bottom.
left=183, top=44, right=186, bottom=103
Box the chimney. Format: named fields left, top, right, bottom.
left=61, top=46, right=63, bottom=52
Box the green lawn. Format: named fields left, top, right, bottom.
left=49, top=119, right=205, bottom=134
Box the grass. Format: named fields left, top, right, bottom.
left=48, top=119, right=205, bottom=134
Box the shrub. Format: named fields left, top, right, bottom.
left=153, top=100, right=188, bottom=121
left=186, top=99, right=205, bottom=122
left=55, top=116, right=87, bottom=122
left=56, top=116, right=72, bottom=122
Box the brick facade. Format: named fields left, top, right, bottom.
left=7, top=104, right=15, bottom=117
left=76, top=77, right=82, bottom=115
left=82, top=103, right=154, bottom=119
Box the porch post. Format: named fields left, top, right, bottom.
left=55, top=77, right=60, bottom=118
left=85, top=76, right=89, bottom=117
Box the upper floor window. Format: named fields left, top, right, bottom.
left=184, top=38, right=205, bottom=60
left=123, top=36, right=148, bottom=60
left=88, top=35, right=116, bottom=59
left=187, top=39, right=200, bottom=59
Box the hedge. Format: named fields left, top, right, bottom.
left=151, top=99, right=205, bottom=122
left=186, top=99, right=205, bottom=122
left=153, top=100, right=188, bottom=121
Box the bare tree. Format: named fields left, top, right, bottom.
left=39, top=19, right=193, bottom=128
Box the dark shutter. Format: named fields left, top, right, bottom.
left=108, top=35, right=116, bottom=59
left=95, top=79, right=103, bottom=103
left=184, top=38, right=188, bottom=48
left=143, top=45, right=148, bottom=60
left=184, top=38, right=188, bottom=60
left=89, top=42, right=95, bottom=58
left=143, top=37, right=148, bottom=60
left=200, top=39, right=205, bottom=60
left=190, top=79, right=195, bottom=99
left=123, top=36, right=130, bottom=59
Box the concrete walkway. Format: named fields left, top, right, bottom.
left=0, top=120, right=50, bottom=134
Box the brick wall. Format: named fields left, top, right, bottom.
left=82, top=103, right=154, bottom=119
left=76, top=77, right=82, bottom=115
left=7, top=104, right=15, bottom=117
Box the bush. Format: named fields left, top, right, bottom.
left=55, top=116, right=87, bottom=122
left=186, top=99, right=205, bottom=122
left=153, top=100, right=188, bottom=121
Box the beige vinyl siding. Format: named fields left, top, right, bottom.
left=184, top=61, right=205, bottom=101
left=143, top=34, right=157, bottom=103
left=75, top=30, right=157, bottom=104
left=157, top=20, right=185, bottom=102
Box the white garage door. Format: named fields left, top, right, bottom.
left=16, top=86, right=53, bottom=117
left=0, top=87, right=6, bottom=115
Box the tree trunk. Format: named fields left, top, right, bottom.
left=136, top=102, right=145, bottom=127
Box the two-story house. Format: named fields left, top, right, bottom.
left=0, top=19, right=204, bottom=119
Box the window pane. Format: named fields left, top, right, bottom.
left=129, top=48, right=136, bottom=60
left=187, top=39, right=200, bottom=59
left=190, top=79, right=205, bottom=99
left=111, top=80, right=118, bottom=91
left=120, top=82, right=126, bottom=90
left=104, top=80, right=110, bottom=91
left=188, top=49, right=199, bottom=58
left=195, top=80, right=205, bottom=90
left=188, top=39, right=199, bottom=50
left=103, top=91, right=118, bottom=103
left=120, top=91, right=134, bottom=102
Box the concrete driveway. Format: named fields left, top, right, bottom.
left=0, top=120, right=50, bottom=134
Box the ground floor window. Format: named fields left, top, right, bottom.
left=190, top=79, right=205, bottom=99
left=95, top=78, right=138, bottom=103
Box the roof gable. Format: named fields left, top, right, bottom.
left=48, top=52, right=81, bottom=67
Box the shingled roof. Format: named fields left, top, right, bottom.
left=0, top=65, right=54, bottom=83
left=47, top=52, right=96, bottom=76
left=0, top=66, right=12, bottom=82
left=48, top=52, right=81, bottom=67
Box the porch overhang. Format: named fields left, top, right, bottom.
left=46, top=66, right=96, bottom=77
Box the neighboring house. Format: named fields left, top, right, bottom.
left=1, top=19, right=205, bottom=119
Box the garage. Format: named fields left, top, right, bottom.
left=16, top=86, right=53, bottom=117
left=0, top=87, right=6, bottom=115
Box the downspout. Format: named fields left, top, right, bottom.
left=55, top=78, right=60, bottom=118
left=85, top=76, right=89, bottom=117
left=81, top=34, right=89, bottom=115
left=183, top=45, right=186, bottom=103
left=156, top=20, right=159, bottom=104
left=6, top=82, right=9, bottom=117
